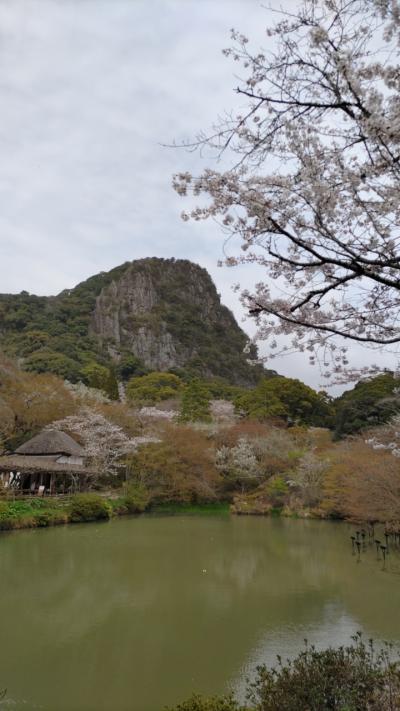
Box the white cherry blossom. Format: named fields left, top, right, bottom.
left=174, top=0, right=400, bottom=381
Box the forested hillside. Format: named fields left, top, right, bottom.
left=0, top=258, right=265, bottom=389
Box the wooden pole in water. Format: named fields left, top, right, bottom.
left=380, top=545, right=387, bottom=566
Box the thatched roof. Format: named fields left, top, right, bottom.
left=15, top=429, right=84, bottom=457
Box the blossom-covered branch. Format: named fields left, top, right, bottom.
left=174, top=0, right=400, bottom=379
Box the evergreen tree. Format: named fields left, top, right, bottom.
left=179, top=380, right=212, bottom=423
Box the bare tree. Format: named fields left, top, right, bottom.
left=174, top=0, right=400, bottom=380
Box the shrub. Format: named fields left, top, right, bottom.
left=127, top=425, right=221, bottom=504
left=289, top=452, right=328, bottom=508
left=80, top=361, right=119, bottom=399
left=24, top=349, right=81, bottom=381
left=123, top=482, right=151, bottom=513
left=165, top=694, right=242, bottom=711
left=33, top=510, right=68, bottom=527
left=246, top=635, right=400, bottom=711
left=214, top=423, right=301, bottom=479
left=179, top=380, right=212, bottom=423
left=168, top=636, right=400, bottom=711
left=115, top=354, right=149, bottom=381
left=68, top=494, right=112, bottom=522
left=216, top=437, right=260, bottom=494
left=126, top=372, right=183, bottom=405
left=323, top=438, right=400, bottom=523
left=333, top=373, right=400, bottom=439
left=266, top=476, right=288, bottom=509
left=235, top=376, right=334, bottom=427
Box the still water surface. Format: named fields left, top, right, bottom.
left=1, top=515, right=400, bottom=710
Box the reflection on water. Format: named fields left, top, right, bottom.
left=0, top=516, right=399, bottom=710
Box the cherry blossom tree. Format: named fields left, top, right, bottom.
left=48, top=408, right=140, bottom=478
left=174, top=0, right=400, bottom=380
left=366, top=411, right=400, bottom=456
left=289, top=451, right=328, bottom=506
left=216, top=436, right=260, bottom=491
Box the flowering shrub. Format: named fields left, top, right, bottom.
left=216, top=437, right=260, bottom=493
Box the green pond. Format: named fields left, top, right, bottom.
left=1, top=515, right=400, bottom=710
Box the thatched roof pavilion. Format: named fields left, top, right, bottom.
left=15, top=429, right=84, bottom=457
left=0, top=429, right=94, bottom=494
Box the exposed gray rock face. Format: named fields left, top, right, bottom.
left=89, top=257, right=261, bottom=384
left=125, top=324, right=187, bottom=371
left=90, top=261, right=191, bottom=370
left=0, top=257, right=268, bottom=386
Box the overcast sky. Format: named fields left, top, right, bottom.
left=0, top=0, right=394, bottom=391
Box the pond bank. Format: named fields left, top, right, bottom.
left=0, top=495, right=230, bottom=532
left=0, top=491, right=384, bottom=534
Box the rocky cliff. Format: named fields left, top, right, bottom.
left=0, top=258, right=263, bottom=385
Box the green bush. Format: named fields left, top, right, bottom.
left=247, top=635, right=400, bottom=711
left=164, top=695, right=242, bottom=711
left=68, top=494, right=112, bottom=522
left=333, top=372, right=400, bottom=438
left=126, top=372, right=183, bottom=405
left=266, top=476, right=288, bottom=509
left=168, top=635, right=400, bottom=711
left=0, top=516, right=20, bottom=531
left=115, top=354, right=149, bottom=381
left=33, top=510, right=68, bottom=527
left=235, top=376, right=334, bottom=427
left=179, top=380, right=212, bottom=423
left=80, top=361, right=119, bottom=399
left=24, top=348, right=81, bottom=381
left=124, top=482, right=151, bottom=513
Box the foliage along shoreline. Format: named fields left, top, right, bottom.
left=0, top=495, right=233, bottom=534
left=2, top=351, right=400, bottom=533
left=0, top=493, right=328, bottom=536
left=0, top=491, right=386, bottom=536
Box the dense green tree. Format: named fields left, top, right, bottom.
left=80, top=361, right=119, bottom=399
left=18, top=330, right=50, bottom=355
left=115, top=354, right=148, bottom=381
left=126, top=372, right=183, bottom=405
left=24, top=349, right=81, bottom=381
left=81, top=362, right=110, bottom=390
left=234, top=379, right=288, bottom=421
left=179, top=380, right=212, bottom=423
left=334, top=373, right=400, bottom=439
left=235, top=377, right=333, bottom=426
left=266, top=377, right=334, bottom=426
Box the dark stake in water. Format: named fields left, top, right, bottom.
left=1, top=515, right=400, bottom=710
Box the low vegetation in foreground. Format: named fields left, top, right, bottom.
left=165, top=636, right=400, bottom=711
